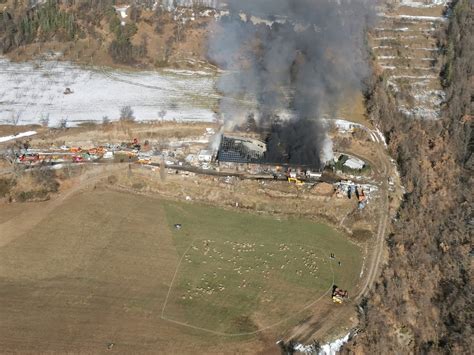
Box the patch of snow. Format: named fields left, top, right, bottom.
left=0, top=130, right=37, bottom=143
left=375, top=27, right=410, bottom=31
left=380, top=14, right=448, bottom=22
left=323, top=118, right=363, bottom=133
left=51, top=163, right=64, bottom=170
left=412, top=47, right=437, bottom=51
left=319, top=332, right=351, bottom=355
left=380, top=65, right=397, bottom=70
left=387, top=79, right=399, bottom=91
left=391, top=74, right=437, bottom=79
left=400, top=106, right=440, bottom=119
left=383, top=65, right=435, bottom=71
left=412, top=67, right=434, bottom=70
left=399, top=0, right=448, bottom=8
left=370, top=131, right=379, bottom=143
left=162, top=68, right=213, bottom=76
left=0, top=58, right=219, bottom=127
left=378, top=56, right=435, bottom=61
left=115, top=6, right=130, bottom=19
left=374, top=128, right=387, bottom=148
left=413, top=90, right=445, bottom=106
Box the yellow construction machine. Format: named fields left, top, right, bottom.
left=332, top=285, right=349, bottom=304
left=288, top=177, right=304, bottom=185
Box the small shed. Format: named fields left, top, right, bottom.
left=343, top=157, right=365, bottom=170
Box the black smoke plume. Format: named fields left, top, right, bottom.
left=208, top=0, right=375, bottom=167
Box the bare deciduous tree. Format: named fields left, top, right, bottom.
left=59, top=117, right=68, bottom=129
left=120, top=106, right=136, bottom=122
left=39, top=113, right=50, bottom=128
left=158, top=110, right=167, bottom=121
left=9, top=111, right=21, bottom=127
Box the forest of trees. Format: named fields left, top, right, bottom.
left=0, top=0, right=77, bottom=53
left=345, top=0, right=472, bottom=353
left=0, top=0, right=127, bottom=54
left=0, top=0, right=211, bottom=65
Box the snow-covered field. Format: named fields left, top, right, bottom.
left=0, top=130, right=37, bottom=143
left=0, top=58, right=220, bottom=127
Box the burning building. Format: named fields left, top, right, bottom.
left=217, top=135, right=266, bottom=163
left=208, top=0, right=374, bottom=171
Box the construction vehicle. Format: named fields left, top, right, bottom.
left=357, top=188, right=367, bottom=209
left=72, top=155, right=84, bottom=163
left=288, top=177, right=304, bottom=186
left=306, top=170, right=322, bottom=180
left=332, top=285, right=349, bottom=304
left=136, top=157, right=151, bottom=165
left=18, top=154, right=40, bottom=164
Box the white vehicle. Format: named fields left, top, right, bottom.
left=306, top=171, right=322, bottom=179
left=103, top=151, right=114, bottom=159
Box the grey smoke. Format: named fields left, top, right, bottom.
left=209, top=0, right=375, bottom=167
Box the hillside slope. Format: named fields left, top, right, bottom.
left=0, top=0, right=214, bottom=70
left=372, top=2, right=447, bottom=119
left=344, top=0, right=472, bottom=353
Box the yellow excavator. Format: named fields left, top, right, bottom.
left=288, top=177, right=304, bottom=186
left=332, top=285, right=349, bottom=304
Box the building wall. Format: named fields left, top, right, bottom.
left=160, top=0, right=219, bottom=9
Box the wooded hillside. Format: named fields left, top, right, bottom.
left=0, top=0, right=213, bottom=68
left=345, top=0, right=472, bottom=353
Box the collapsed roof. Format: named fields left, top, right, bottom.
left=217, top=135, right=266, bottom=163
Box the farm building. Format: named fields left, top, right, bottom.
left=217, top=135, right=266, bottom=163
left=343, top=157, right=365, bottom=170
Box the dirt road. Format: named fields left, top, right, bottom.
left=0, top=142, right=394, bottom=348
left=283, top=144, right=392, bottom=343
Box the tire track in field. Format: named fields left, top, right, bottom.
left=283, top=144, right=392, bottom=343
left=0, top=164, right=125, bottom=249
left=160, top=241, right=337, bottom=337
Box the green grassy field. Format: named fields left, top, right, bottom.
left=161, top=200, right=362, bottom=334
left=0, top=189, right=362, bottom=352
